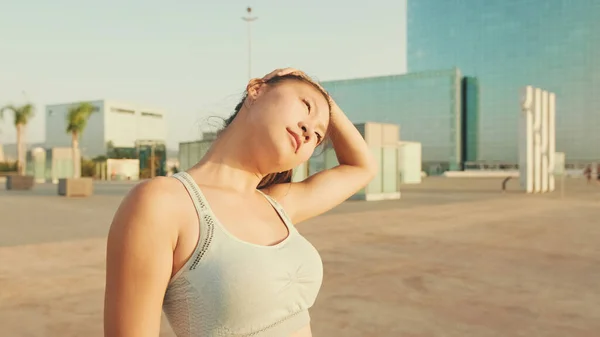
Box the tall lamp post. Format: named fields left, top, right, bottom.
left=242, top=7, right=257, bottom=80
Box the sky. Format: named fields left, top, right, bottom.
left=0, top=0, right=407, bottom=149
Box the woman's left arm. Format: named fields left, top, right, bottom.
left=266, top=102, right=378, bottom=223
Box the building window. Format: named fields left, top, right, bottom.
left=111, top=107, right=135, bottom=114
left=141, top=112, right=163, bottom=118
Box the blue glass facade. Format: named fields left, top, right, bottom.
left=322, top=69, right=475, bottom=173
left=462, top=77, right=479, bottom=163
left=408, top=0, right=600, bottom=164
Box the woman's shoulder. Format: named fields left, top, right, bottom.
left=123, top=176, right=187, bottom=212
left=108, top=177, right=189, bottom=245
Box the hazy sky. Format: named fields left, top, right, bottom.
left=0, top=0, right=407, bottom=149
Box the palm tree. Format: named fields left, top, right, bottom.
left=0, top=103, right=34, bottom=175
left=66, top=102, right=95, bottom=178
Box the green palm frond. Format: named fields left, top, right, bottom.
left=0, top=103, right=35, bottom=126
left=66, top=102, right=96, bottom=134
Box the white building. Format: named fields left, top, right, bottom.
left=45, top=100, right=167, bottom=158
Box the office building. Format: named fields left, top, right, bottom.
left=45, top=100, right=167, bottom=158
left=408, top=0, right=600, bottom=164
left=321, top=68, right=479, bottom=173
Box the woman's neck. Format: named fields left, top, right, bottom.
left=188, top=131, right=264, bottom=194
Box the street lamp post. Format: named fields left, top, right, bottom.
left=242, top=7, right=257, bottom=80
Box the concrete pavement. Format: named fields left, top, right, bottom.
left=1, top=177, right=599, bottom=336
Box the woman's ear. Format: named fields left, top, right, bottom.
left=246, top=78, right=266, bottom=102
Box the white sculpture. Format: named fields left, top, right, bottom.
left=519, top=86, right=556, bottom=193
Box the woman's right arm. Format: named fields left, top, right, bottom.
left=104, top=178, right=180, bottom=337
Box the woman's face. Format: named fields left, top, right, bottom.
left=245, top=79, right=331, bottom=173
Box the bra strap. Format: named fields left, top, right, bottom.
left=172, top=172, right=215, bottom=270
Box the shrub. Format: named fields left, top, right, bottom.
left=0, top=161, right=17, bottom=172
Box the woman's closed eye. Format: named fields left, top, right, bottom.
left=302, top=98, right=311, bottom=114
left=302, top=98, right=322, bottom=143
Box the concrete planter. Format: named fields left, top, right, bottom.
left=58, top=178, right=94, bottom=197
left=6, top=175, right=35, bottom=190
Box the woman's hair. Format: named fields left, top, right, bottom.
left=220, top=74, right=331, bottom=190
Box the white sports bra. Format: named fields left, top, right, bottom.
left=162, top=172, right=324, bottom=336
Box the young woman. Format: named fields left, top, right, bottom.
left=104, top=68, right=377, bottom=337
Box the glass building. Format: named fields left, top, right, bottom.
left=321, top=68, right=479, bottom=173
left=408, top=0, right=600, bottom=165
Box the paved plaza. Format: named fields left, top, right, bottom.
left=1, top=177, right=599, bottom=336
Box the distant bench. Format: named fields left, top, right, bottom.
left=441, top=170, right=519, bottom=192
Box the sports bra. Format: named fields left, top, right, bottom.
left=162, top=172, right=324, bottom=336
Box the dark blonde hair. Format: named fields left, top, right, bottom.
left=220, top=74, right=331, bottom=190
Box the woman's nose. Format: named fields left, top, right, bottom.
left=300, top=123, right=313, bottom=143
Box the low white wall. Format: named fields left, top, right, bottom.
left=443, top=170, right=520, bottom=178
